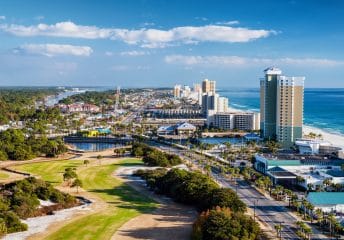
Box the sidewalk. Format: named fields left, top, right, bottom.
left=254, top=186, right=330, bottom=240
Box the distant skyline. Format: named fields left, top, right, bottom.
left=0, top=0, right=344, bottom=87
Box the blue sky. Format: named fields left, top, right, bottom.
left=0, top=0, right=343, bottom=87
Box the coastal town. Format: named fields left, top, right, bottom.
left=0, top=67, right=343, bottom=240
left=1, top=1, right=344, bottom=240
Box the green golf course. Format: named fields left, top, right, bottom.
left=0, top=170, right=9, bottom=180
left=13, top=158, right=157, bottom=240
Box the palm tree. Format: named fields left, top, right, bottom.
left=296, top=176, right=305, bottom=184
left=323, top=178, right=332, bottom=191
left=291, top=197, right=297, bottom=208
left=266, top=140, right=280, bottom=154
left=333, top=183, right=342, bottom=192
left=307, top=183, right=314, bottom=192
left=296, top=221, right=306, bottom=238
left=315, top=208, right=323, bottom=225
left=275, top=185, right=284, bottom=201
left=284, top=189, right=293, bottom=207
left=304, top=225, right=312, bottom=240
left=301, top=198, right=308, bottom=219
left=307, top=202, right=315, bottom=223
left=274, top=224, right=283, bottom=239
left=293, top=199, right=301, bottom=213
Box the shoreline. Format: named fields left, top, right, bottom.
left=227, top=106, right=344, bottom=149
left=303, top=125, right=344, bottom=149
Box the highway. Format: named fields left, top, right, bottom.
left=152, top=142, right=329, bottom=240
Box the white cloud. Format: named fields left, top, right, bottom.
left=215, top=20, right=240, bottom=25
left=14, top=44, right=93, bottom=57
left=276, top=58, right=344, bottom=66
left=120, top=50, right=148, bottom=56
left=0, top=21, right=276, bottom=48
left=164, top=55, right=344, bottom=67
left=112, top=25, right=275, bottom=46
left=1, top=21, right=113, bottom=39
left=0, top=16, right=5, bottom=20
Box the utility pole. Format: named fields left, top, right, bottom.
left=254, top=199, right=259, bottom=221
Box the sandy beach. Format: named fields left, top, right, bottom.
left=303, top=125, right=344, bottom=149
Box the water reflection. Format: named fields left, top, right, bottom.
left=69, top=142, right=117, bottom=151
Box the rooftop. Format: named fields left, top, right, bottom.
left=308, top=192, right=344, bottom=206
left=264, top=67, right=282, bottom=75
left=326, top=170, right=344, bottom=177
left=268, top=167, right=297, bottom=177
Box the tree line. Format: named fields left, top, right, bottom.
left=131, top=142, right=182, bottom=167
left=0, top=177, right=78, bottom=236
left=0, top=129, right=67, bottom=161
left=0, top=88, right=60, bottom=125
left=59, top=90, right=118, bottom=106
left=134, top=168, right=262, bottom=240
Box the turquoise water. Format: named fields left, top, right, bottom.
left=219, top=88, right=344, bottom=136
left=198, top=137, right=243, bottom=145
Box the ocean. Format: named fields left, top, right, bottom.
left=219, top=88, right=344, bottom=136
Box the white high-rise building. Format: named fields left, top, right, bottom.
left=217, top=96, right=229, bottom=113
left=182, top=85, right=191, bottom=97
left=209, top=112, right=260, bottom=131
left=202, top=92, right=219, bottom=116
left=193, top=83, right=202, bottom=93
left=202, top=79, right=216, bottom=94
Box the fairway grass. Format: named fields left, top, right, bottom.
left=0, top=170, right=9, bottom=180
left=13, top=158, right=157, bottom=240
left=14, top=159, right=84, bottom=185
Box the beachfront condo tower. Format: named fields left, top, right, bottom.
left=202, top=79, right=216, bottom=94
left=260, top=67, right=305, bottom=148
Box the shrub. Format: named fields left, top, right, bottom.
left=0, top=177, right=77, bottom=236
left=209, top=188, right=246, bottom=213
left=192, top=207, right=261, bottom=240
left=0, top=211, right=28, bottom=233
left=0, top=218, right=7, bottom=237
left=135, top=168, right=261, bottom=240
left=132, top=143, right=182, bottom=167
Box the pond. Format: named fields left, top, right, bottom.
left=69, top=142, right=118, bottom=152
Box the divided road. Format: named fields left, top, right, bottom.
left=152, top=142, right=329, bottom=240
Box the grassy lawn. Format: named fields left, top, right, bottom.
left=13, top=160, right=84, bottom=185
left=13, top=158, right=157, bottom=240
left=0, top=170, right=9, bottom=180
